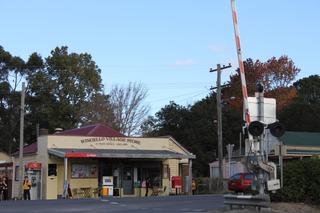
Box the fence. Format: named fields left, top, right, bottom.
left=193, top=177, right=228, bottom=194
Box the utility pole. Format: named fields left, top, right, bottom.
left=19, top=82, right=26, bottom=199
left=210, top=63, right=232, bottom=191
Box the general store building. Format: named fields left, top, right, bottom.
left=8, top=124, right=195, bottom=199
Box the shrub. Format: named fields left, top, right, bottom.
left=271, top=158, right=320, bottom=203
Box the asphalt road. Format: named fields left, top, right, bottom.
left=0, top=195, right=225, bottom=213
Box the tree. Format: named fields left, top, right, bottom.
left=140, top=115, right=158, bottom=136
left=223, top=56, right=300, bottom=112
left=278, top=75, right=320, bottom=132
left=79, top=93, right=115, bottom=127
left=265, top=86, right=298, bottom=112
left=0, top=46, right=114, bottom=153
left=293, top=75, right=320, bottom=104
left=0, top=46, right=26, bottom=153
left=141, top=94, right=242, bottom=176
left=26, top=46, right=105, bottom=132
left=143, top=101, right=189, bottom=137
left=0, top=46, right=26, bottom=91
left=278, top=102, right=320, bottom=132
left=109, top=82, right=150, bottom=136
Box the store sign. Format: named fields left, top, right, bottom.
left=26, top=162, right=42, bottom=170
left=80, top=137, right=141, bottom=146
left=65, top=152, right=97, bottom=158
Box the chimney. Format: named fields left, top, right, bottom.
left=39, top=128, right=48, bottom=136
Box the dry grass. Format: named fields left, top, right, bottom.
left=271, top=202, right=320, bottom=213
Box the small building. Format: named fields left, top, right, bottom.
left=209, top=131, right=320, bottom=179
left=209, top=159, right=246, bottom=179
left=276, top=131, right=320, bottom=157
left=6, top=124, right=195, bottom=199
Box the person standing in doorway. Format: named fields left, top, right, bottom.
left=2, top=176, right=8, bottom=200
left=145, top=177, right=151, bottom=197
left=23, top=176, right=31, bottom=200
left=67, top=184, right=73, bottom=199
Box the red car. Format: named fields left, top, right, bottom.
left=228, top=173, right=254, bottom=193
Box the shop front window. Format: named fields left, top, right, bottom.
left=48, top=164, right=57, bottom=176
left=138, top=165, right=162, bottom=187
left=71, top=164, right=98, bottom=178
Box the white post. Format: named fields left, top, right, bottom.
left=279, top=143, right=283, bottom=188
left=63, top=157, right=68, bottom=198
left=188, top=159, right=192, bottom=195
left=40, top=168, right=43, bottom=200
left=229, top=150, right=231, bottom=178
left=226, top=144, right=234, bottom=178
left=19, top=82, right=26, bottom=199
left=11, top=157, right=16, bottom=199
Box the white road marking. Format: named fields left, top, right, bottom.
left=110, top=202, right=119, bottom=205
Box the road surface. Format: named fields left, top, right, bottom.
left=0, top=195, right=224, bottom=213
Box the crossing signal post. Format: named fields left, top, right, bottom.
left=245, top=84, right=285, bottom=195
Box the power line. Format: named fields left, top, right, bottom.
left=21, top=63, right=221, bottom=69
left=144, top=82, right=212, bottom=86
left=147, top=89, right=208, bottom=103
left=149, top=90, right=210, bottom=113
left=143, top=84, right=212, bottom=91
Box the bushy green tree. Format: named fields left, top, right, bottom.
left=279, top=75, right=320, bottom=132
left=293, top=75, right=320, bottom=104
left=0, top=46, right=26, bottom=153
left=272, top=158, right=320, bottom=203
left=0, top=46, right=115, bottom=153
left=26, top=46, right=105, bottom=132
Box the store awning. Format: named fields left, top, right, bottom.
left=0, top=161, right=13, bottom=167
left=48, top=148, right=195, bottom=159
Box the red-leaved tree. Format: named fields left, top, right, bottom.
left=223, top=56, right=300, bottom=112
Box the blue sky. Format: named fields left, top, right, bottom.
left=1, top=0, right=319, bottom=115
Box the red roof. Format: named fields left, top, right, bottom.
left=12, top=124, right=124, bottom=156
left=23, top=142, right=38, bottom=154
left=54, top=123, right=125, bottom=137
left=13, top=142, right=38, bottom=156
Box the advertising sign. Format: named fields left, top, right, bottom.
left=102, top=176, right=113, bottom=186
left=71, top=164, right=98, bottom=178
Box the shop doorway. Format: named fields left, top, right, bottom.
left=122, top=167, right=133, bottom=195
left=57, top=164, right=64, bottom=196
left=47, top=164, right=57, bottom=199
left=180, top=163, right=189, bottom=193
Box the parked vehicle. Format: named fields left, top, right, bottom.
left=228, top=173, right=254, bottom=193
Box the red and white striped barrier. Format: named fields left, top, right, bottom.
left=231, top=0, right=251, bottom=126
